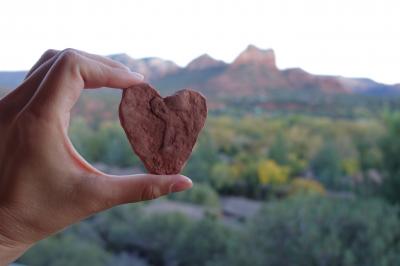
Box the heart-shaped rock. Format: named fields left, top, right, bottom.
left=119, top=83, right=207, bottom=174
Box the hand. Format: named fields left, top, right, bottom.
left=0, top=49, right=192, bottom=265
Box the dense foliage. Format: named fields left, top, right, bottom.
left=213, top=197, right=400, bottom=266
left=11, top=90, right=400, bottom=265
left=380, top=112, right=400, bottom=204
left=18, top=197, right=400, bottom=266
left=68, top=111, right=385, bottom=198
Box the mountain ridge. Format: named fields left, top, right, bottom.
left=186, top=54, right=227, bottom=71
left=0, top=45, right=398, bottom=98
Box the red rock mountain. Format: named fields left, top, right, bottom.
left=232, top=45, right=277, bottom=70
left=149, top=45, right=348, bottom=97
left=107, top=46, right=398, bottom=98
left=186, top=54, right=226, bottom=71
left=0, top=45, right=397, bottom=97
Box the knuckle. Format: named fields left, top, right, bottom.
left=43, top=49, right=58, bottom=58
left=58, top=49, right=80, bottom=65
left=61, top=48, right=77, bottom=54
left=141, top=185, right=161, bottom=201
left=51, top=49, right=83, bottom=76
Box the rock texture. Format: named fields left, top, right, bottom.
left=232, top=44, right=277, bottom=70
left=119, top=83, right=207, bottom=174
left=186, top=54, right=227, bottom=71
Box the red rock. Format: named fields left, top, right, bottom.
left=232, top=45, right=277, bottom=70
left=186, top=54, right=227, bottom=71
left=119, top=83, right=207, bottom=174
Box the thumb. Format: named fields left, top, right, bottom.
left=88, top=173, right=193, bottom=211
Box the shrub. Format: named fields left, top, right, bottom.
left=311, top=142, right=343, bottom=189
left=215, top=196, right=400, bottom=266
left=18, top=235, right=110, bottom=266
left=258, top=159, right=289, bottom=185
left=169, top=183, right=220, bottom=208
left=288, top=178, right=326, bottom=196
left=380, top=112, right=400, bottom=204
left=172, top=218, right=234, bottom=266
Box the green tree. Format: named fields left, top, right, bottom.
left=97, top=122, right=140, bottom=167
left=311, top=142, right=343, bottom=189
left=70, top=119, right=140, bottom=167
left=169, top=183, right=220, bottom=208
left=19, top=235, right=110, bottom=266
left=173, top=218, right=233, bottom=266
left=210, top=162, right=237, bottom=190
left=258, top=159, right=289, bottom=185
left=214, top=196, right=400, bottom=266
left=289, top=178, right=326, bottom=196
left=380, top=112, right=400, bottom=204
left=184, top=132, right=219, bottom=182
left=269, top=131, right=289, bottom=165
left=69, top=117, right=99, bottom=162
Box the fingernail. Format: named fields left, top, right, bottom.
left=171, top=176, right=193, bottom=193
left=130, top=71, right=144, bottom=81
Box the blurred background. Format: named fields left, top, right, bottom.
left=2, top=0, right=400, bottom=265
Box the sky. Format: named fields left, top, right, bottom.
left=0, top=0, right=399, bottom=84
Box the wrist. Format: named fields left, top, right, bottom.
left=0, top=242, right=30, bottom=266
left=0, top=208, right=32, bottom=266
left=0, top=235, right=31, bottom=266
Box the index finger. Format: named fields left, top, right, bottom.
left=26, top=49, right=144, bottom=118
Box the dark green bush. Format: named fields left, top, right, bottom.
left=380, top=112, right=400, bottom=205
left=19, top=235, right=110, bottom=266
left=214, top=196, right=400, bottom=266
left=169, top=183, right=220, bottom=208
left=173, top=218, right=234, bottom=266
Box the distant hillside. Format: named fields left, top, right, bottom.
left=108, top=54, right=180, bottom=81
left=151, top=45, right=400, bottom=98
left=0, top=46, right=399, bottom=98
left=0, top=71, right=26, bottom=89
left=0, top=87, right=10, bottom=98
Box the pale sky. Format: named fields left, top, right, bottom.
left=0, top=0, right=399, bottom=84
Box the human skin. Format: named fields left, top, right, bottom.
left=0, top=49, right=192, bottom=265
